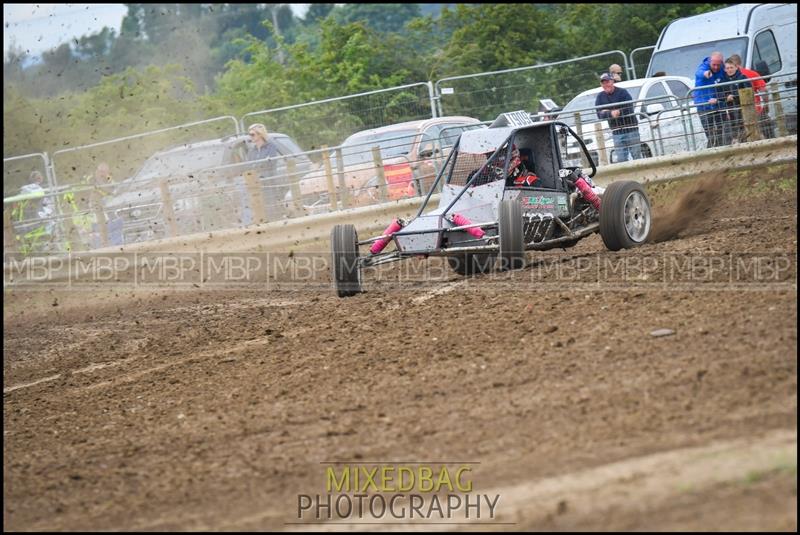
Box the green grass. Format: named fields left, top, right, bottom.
left=742, top=456, right=797, bottom=486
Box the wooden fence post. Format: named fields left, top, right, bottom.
left=321, top=146, right=338, bottom=211
left=93, top=203, right=109, bottom=247
left=593, top=122, right=608, bottom=166
left=158, top=178, right=179, bottom=237
left=769, top=81, right=788, bottom=138
left=243, top=170, right=267, bottom=223
left=738, top=87, right=762, bottom=142
left=287, top=159, right=302, bottom=213
left=371, top=146, right=388, bottom=203
left=4, top=208, right=17, bottom=253
left=335, top=147, right=350, bottom=209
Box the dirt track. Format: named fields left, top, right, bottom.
left=3, top=163, right=797, bottom=531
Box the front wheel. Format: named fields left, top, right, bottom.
left=599, top=181, right=651, bottom=251
left=498, top=199, right=525, bottom=270
left=331, top=224, right=361, bottom=297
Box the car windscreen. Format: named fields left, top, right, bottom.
left=339, top=129, right=417, bottom=167
left=647, top=37, right=748, bottom=79
left=558, top=86, right=643, bottom=126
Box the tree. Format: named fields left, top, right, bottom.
left=333, top=4, right=422, bottom=34
left=74, top=27, right=117, bottom=60
left=303, top=4, right=335, bottom=25
left=437, top=4, right=565, bottom=77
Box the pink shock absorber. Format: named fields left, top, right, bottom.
left=452, top=213, right=485, bottom=238
left=370, top=218, right=404, bottom=254
left=575, top=177, right=602, bottom=211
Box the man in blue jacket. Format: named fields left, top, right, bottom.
left=694, top=52, right=726, bottom=148
left=595, top=72, right=642, bottom=162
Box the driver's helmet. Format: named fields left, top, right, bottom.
left=488, top=144, right=523, bottom=179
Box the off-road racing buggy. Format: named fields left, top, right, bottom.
left=330, top=111, right=652, bottom=297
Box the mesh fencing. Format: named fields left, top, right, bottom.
left=241, top=84, right=436, bottom=152
left=436, top=51, right=629, bottom=121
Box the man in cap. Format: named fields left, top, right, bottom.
left=595, top=72, right=642, bottom=162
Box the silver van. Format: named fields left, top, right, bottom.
left=646, top=3, right=797, bottom=132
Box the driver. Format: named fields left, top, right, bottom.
left=469, top=145, right=539, bottom=187
left=497, top=145, right=539, bottom=187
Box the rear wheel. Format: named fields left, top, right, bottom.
left=599, top=181, right=651, bottom=251
left=498, top=199, right=525, bottom=270
left=331, top=224, right=361, bottom=297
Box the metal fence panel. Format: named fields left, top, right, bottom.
left=240, top=83, right=438, bottom=152
left=435, top=50, right=630, bottom=121
left=3, top=153, right=52, bottom=198
left=630, top=46, right=655, bottom=79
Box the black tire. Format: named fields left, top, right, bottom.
left=599, top=181, right=652, bottom=251
left=447, top=253, right=496, bottom=276
left=331, top=224, right=361, bottom=297
left=640, top=144, right=653, bottom=159
left=498, top=199, right=525, bottom=270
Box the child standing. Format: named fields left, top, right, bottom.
left=717, top=59, right=753, bottom=144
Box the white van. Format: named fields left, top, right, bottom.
left=646, top=3, right=797, bottom=132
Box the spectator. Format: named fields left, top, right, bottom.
left=244, top=123, right=282, bottom=222
left=246, top=123, right=279, bottom=162
left=718, top=59, right=753, bottom=144
left=18, top=170, right=54, bottom=219
left=609, top=64, right=624, bottom=82
left=693, top=52, right=726, bottom=148
left=728, top=53, right=774, bottom=139
left=11, top=171, right=55, bottom=253
left=87, top=162, right=113, bottom=248
left=595, top=72, right=642, bottom=162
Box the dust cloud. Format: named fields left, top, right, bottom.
left=649, top=172, right=727, bottom=243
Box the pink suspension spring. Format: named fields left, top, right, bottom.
left=452, top=213, right=485, bottom=238
left=575, top=177, right=601, bottom=211
left=370, top=219, right=404, bottom=254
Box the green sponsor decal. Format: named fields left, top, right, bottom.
left=524, top=195, right=555, bottom=206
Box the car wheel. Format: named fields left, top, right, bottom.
left=599, top=181, right=652, bottom=251
left=498, top=199, right=525, bottom=270
left=447, top=253, right=496, bottom=276
left=331, top=224, right=361, bottom=297
left=640, top=143, right=653, bottom=159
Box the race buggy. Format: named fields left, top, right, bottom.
left=330, top=111, right=652, bottom=297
